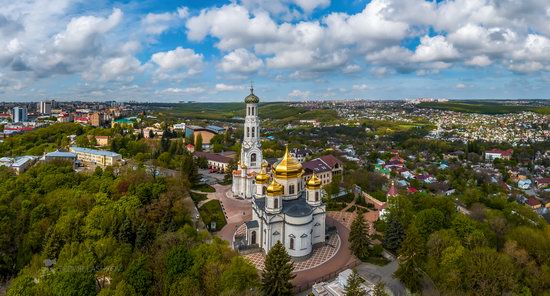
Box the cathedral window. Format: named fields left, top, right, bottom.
left=289, top=237, right=294, bottom=250
left=274, top=198, right=279, bottom=209
left=251, top=153, right=257, bottom=166
left=289, top=184, right=295, bottom=194
left=246, top=127, right=250, bottom=137
left=300, top=234, right=308, bottom=249
left=251, top=127, right=255, bottom=137
left=251, top=231, right=257, bottom=244
left=315, top=192, right=319, bottom=201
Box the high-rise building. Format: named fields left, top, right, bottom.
left=38, top=100, right=55, bottom=114
left=90, top=112, right=103, bottom=127
left=12, top=107, right=28, bottom=123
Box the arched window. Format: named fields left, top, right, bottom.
left=251, top=231, right=257, bottom=244
left=262, top=186, right=266, bottom=195
left=289, top=184, right=295, bottom=194
left=315, top=192, right=319, bottom=201
left=251, top=127, right=255, bottom=137
left=251, top=153, right=257, bottom=166
left=246, top=127, right=250, bottom=137
left=274, top=198, right=279, bottom=209
left=289, top=237, right=294, bottom=250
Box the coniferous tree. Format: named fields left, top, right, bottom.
left=261, top=241, right=295, bottom=296
left=349, top=210, right=370, bottom=260
left=383, top=219, right=405, bottom=252
left=394, top=224, right=424, bottom=292
left=373, top=281, right=389, bottom=296
left=344, top=269, right=366, bottom=296
left=195, top=133, right=203, bottom=152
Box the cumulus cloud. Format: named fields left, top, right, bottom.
left=150, top=47, right=203, bottom=78
left=141, top=6, right=189, bottom=35
left=219, top=48, right=263, bottom=74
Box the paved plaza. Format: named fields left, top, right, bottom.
left=242, top=233, right=341, bottom=272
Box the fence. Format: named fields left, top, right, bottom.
left=293, top=259, right=361, bottom=294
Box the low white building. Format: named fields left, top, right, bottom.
left=0, top=156, right=38, bottom=174
left=69, top=146, right=122, bottom=166
left=311, top=269, right=375, bottom=296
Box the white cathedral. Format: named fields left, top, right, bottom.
left=232, top=87, right=326, bottom=258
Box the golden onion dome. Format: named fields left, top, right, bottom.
left=266, top=179, right=283, bottom=196
left=255, top=167, right=270, bottom=184
left=273, top=145, right=303, bottom=179
left=306, top=172, right=322, bottom=189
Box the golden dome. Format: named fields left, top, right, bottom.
left=306, top=172, right=322, bottom=189
left=273, top=145, right=303, bottom=179
left=255, top=167, right=270, bottom=184
left=241, top=163, right=247, bottom=169
left=266, top=179, right=283, bottom=196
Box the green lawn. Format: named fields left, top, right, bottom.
left=191, top=183, right=216, bottom=192
left=199, top=200, right=227, bottom=231
left=190, top=192, right=207, bottom=204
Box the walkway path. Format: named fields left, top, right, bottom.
left=356, top=260, right=407, bottom=296
left=212, top=184, right=253, bottom=242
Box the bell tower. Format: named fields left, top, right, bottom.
left=241, top=83, right=262, bottom=170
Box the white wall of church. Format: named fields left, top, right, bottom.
left=284, top=222, right=312, bottom=258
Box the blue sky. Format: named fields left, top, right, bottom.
left=1, top=0, right=550, bottom=102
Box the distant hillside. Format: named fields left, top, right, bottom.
left=417, top=101, right=550, bottom=114
left=150, top=102, right=338, bottom=122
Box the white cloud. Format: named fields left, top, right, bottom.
left=352, top=84, right=369, bottom=91
left=161, top=87, right=205, bottom=94
left=412, top=35, right=459, bottom=63
left=288, top=89, right=311, bottom=97
left=342, top=64, right=361, bottom=74
left=53, top=8, right=123, bottom=55
left=150, top=47, right=203, bottom=75
left=465, top=55, right=492, bottom=67
left=142, top=6, right=189, bottom=35
left=100, top=55, right=142, bottom=81
left=455, top=83, right=467, bottom=89
left=219, top=48, right=263, bottom=74
left=215, top=83, right=244, bottom=91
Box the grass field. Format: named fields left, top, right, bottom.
left=199, top=200, right=227, bottom=231
left=150, top=102, right=338, bottom=122
left=418, top=101, right=550, bottom=114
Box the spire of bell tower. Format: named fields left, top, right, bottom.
left=250, top=80, right=254, bottom=94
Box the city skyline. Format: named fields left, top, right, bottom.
left=1, top=0, right=550, bottom=102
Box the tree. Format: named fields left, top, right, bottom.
left=349, top=210, right=370, bottom=260
left=383, top=219, right=405, bottom=252
left=195, top=134, right=203, bottom=152
left=344, top=269, right=366, bottom=296
left=261, top=241, right=295, bottom=296
left=164, top=245, right=194, bottom=286
left=124, top=256, right=153, bottom=296
left=373, top=281, right=389, bottom=296
left=394, top=224, right=424, bottom=292
left=220, top=256, right=259, bottom=293
left=414, top=208, right=445, bottom=241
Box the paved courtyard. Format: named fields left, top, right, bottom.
left=242, top=233, right=341, bottom=272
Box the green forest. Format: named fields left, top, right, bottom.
left=0, top=160, right=259, bottom=296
